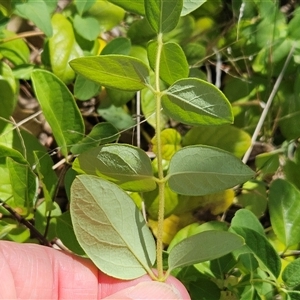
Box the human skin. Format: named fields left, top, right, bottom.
left=0, top=241, right=191, bottom=299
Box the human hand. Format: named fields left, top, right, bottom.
left=0, top=241, right=190, bottom=299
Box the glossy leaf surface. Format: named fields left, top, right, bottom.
left=145, top=0, right=183, bottom=33
left=49, top=14, right=83, bottom=84
left=73, top=144, right=156, bottom=192
left=162, top=78, right=233, bottom=126
left=147, top=41, right=189, bottom=85
left=168, top=230, right=244, bottom=271
left=70, top=175, right=156, bottom=279
left=168, top=146, right=255, bottom=196
left=269, top=179, right=300, bottom=247
left=70, top=55, right=150, bottom=91
left=31, top=70, right=84, bottom=157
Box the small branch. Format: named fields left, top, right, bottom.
left=0, top=31, right=45, bottom=43
left=242, top=44, right=296, bottom=164
left=0, top=199, right=52, bottom=247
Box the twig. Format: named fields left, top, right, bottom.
left=242, top=44, right=296, bottom=164
left=0, top=199, right=52, bottom=246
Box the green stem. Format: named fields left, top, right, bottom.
left=154, top=32, right=165, bottom=281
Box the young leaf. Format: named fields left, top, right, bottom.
left=162, top=78, right=233, bottom=126
left=31, top=70, right=85, bottom=158
left=144, top=0, right=183, bottom=34
left=70, top=123, right=119, bottom=155
left=181, top=0, right=207, bottom=16
left=269, top=179, right=300, bottom=247
left=70, top=55, right=150, bottom=91
left=12, top=0, right=52, bottom=37
left=147, top=41, right=189, bottom=85
left=72, top=144, right=156, bottom=192
left=151, top=128, right=182, bottom=160
left=168, top=230, right=244, bottom=271
left=231, top=226, right=281, bottom=279
left=49, top=14, right=83, bottom=84
left=168, top=145, right=255, bottom=196
left=70, top=175, right=156, bottom=279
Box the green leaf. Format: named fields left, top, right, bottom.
left=73, top=15, right=101, bottom=41
left=70, top=55, right=150, bottom=91
left=182, top=125, right=251, bottom=158
left=72, top=144, right=156, bottom=192
left=87, top=0, right=125, bottom=31
left=231, top=226, right=281, bottom=279
left=152, top=128, right=181, bottom=160
left=31, top=70, right=85, bottom=158
left=168, top=230, right=244, bottom=271
left=287, top=291, right=300, bottom=300
left=7, top=157, right=37, bottom=216
left=162, top=78, right=233, bottom=126
left=101, top=37, right=131, bottom=55
left=33, top=151, right=58, bottom=212
left=168, top=145, right=255, bottom=196
left=12, top=0, right=52, bottom=37
left=49, top=14, right=83, bottom=84
left=70, top=122, right=119, bottom=155
left=56, top=211, right=85, bottom=256
left=231, top=209, right=265, bottom=236
left=168, top=221, right=228, bottom=252
left=269, top=179, right=300, bottom=247
left=74, top=74, right=100, bottom=101
left=0, top=61, right=17, bottom=128
left=97, top=97, right=135, bottom=130
left=107, top=0, right=144, bottom=15
left=144, top=0, right=183, bottom=34
left=0, top=30, right=30, bottom=65
left=189, top=278, right=220, bottom=300
left=75, top=0, right=96, bottom=15
left=181, top=0, right=207, bottom=16
left=147, top=41, right=189, bottom=85
left=282, top=258, right=300, bottom=289
left=70, top=175, right=156, bottom=279
left=106, top=88, right=136, bottom=106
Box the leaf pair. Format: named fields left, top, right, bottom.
left=73, top=143, right=254, bottom=196
left=70, top=175, right=245, bottom=279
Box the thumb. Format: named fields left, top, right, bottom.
left=103, top=281, right=186, bottom=299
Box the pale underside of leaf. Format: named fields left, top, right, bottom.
left=70, top=175, right=156, bottom=279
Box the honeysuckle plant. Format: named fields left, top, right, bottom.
left=2, top=0, right=300, bottom=299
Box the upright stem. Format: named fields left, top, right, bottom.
left=154, top=32, right=165, bottom=280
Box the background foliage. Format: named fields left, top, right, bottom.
left=1, top=0, right=300, bottom=299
